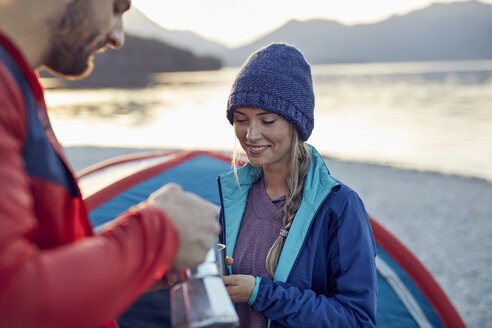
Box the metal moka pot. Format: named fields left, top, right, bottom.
left=169, top=243, right=239, bottom=328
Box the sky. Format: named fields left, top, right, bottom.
left=131, top=0, right=492, bottom=47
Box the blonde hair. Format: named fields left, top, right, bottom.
left=265, top=130, right=310, bottom=275
left=232, top=127, right=311, bottom=276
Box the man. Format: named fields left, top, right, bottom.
left=0, top=1, right=220, bottom=327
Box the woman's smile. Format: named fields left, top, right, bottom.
left=245, top=144, right=271, bottom=154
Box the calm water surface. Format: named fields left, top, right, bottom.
left=43, top=60, right=492, bottom=182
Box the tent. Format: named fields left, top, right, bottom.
left=77, top=150, right=466, bottom=328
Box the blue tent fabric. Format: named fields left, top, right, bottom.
left=376, top=245, right=443, bottom=327
left=84, top=152, right=448, bottom=328
left=90, top=155, right=230, bottom=227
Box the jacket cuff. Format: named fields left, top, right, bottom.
left=248, top=276, right=261, bottom=305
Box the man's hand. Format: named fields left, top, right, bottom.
left=148, top=183, right=220, bottom=270
left=222, top=274, right=256, bottom=303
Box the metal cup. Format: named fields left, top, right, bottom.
left=170, top=243, right=239, bottom=328
left=170, top=275, right=239, bottom=328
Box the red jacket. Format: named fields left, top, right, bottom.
left=0, top=33, right=179, bottom=328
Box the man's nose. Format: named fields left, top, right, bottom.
left=107, top=17, right=125, bottom=49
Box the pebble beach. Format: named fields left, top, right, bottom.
left=65, top=146, right=492, bottom=328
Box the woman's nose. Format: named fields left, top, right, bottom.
left=246, top=123, right=260, bottom=140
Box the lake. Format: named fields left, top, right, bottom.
left=43, top=60, right=492, bottom=182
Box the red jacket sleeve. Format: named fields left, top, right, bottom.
left=0, top=63, right=180, bottom=328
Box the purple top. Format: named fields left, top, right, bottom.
left=232, top=177, right=286, bottom=328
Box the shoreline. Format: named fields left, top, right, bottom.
left=65, top=145, right=492, bottom=328
left=65, top=145, right=492, bottom=184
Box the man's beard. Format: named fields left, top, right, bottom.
left=43, top=0, right=105, bottom=79
left=44, top=32, right=104, bottom=79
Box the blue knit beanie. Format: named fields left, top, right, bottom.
left=227, top=43, right=314, bottom=141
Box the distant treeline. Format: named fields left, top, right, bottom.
left=40, top=34, right=222, bottom=88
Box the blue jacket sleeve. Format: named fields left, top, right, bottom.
left=251, top=190, right=377, bottom=327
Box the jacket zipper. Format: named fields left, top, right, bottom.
left=216, top=176, right=226, bottom=245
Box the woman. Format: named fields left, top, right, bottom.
left=218, top=43, right=377, bottom=327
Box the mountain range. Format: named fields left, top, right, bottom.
left=125, top=0, right=492, bottom=66
left=124, top=8, right=229, bottom=57
left=41, top=34, right=222, bottom=88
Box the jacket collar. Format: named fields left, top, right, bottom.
left=0, top=32, right=45, bottom=104
left=219, top=144, right=339, bottom=282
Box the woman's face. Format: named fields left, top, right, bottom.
left=234, top=107, right=293, bottom=171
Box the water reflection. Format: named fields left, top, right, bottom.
left=49, top=100, right=158, bottom=126
left=43, top=61, right=492, bottom=182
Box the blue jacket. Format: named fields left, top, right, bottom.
left=218, top=145, right=377, bottom=327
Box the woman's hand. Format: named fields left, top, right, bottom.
left=222, top=274, right=256, bottom=303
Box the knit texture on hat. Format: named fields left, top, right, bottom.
left=227, top=43, right=314, bottom=141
